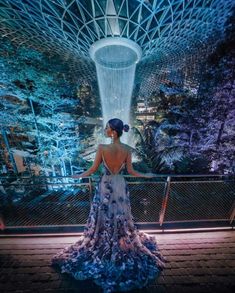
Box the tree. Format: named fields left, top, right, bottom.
left=0, top=39, right=84, bottom=176
left=197, top=12, right=235, bottom=174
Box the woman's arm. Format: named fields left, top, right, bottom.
left=73, top=144, right=103, bottom=178
left=126, top=149, right=154, bottom=178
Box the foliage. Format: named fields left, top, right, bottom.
left=0, top=39, right=85, bottom=176
left=133, top=13, right=234, bottom=174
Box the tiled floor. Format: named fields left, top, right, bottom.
left=0, top=230, right=234, bottom=293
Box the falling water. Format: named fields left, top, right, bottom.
left=89, top=38, right=142, bottom=144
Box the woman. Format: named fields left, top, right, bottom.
left=51, top=118, right=166, bottom=293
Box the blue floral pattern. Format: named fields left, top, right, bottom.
left=51, top=162, right=166, bottom=292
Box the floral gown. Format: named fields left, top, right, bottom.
left=51, top=155, right=166, bottom=292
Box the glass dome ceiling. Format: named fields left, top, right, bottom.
left=0, top=0, right=234, bottom=88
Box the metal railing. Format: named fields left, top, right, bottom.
left=0, top=174, right=234, bottom=232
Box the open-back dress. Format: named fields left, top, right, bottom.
left=51, top=152, right=166, bottom=292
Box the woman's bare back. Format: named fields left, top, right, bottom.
left=101, top=143, right=129, bottom=174
left=74, top=142, right=149, bottom=178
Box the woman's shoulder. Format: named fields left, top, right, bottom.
left=99, top=143, right=130, bottom=152
left=120, top=143, right=132, bottom=152
left=98, top=143, right=107, bottom=149
left=97, top=143, right=110, bottom=152
left=97, top=143, right=105, bottom=150
left=119, top=142, right=129, bottom=148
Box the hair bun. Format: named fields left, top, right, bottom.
left=123, top=124, right=129, bottom=132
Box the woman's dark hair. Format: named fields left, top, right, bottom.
left=108, top=118, right=129, bottom=137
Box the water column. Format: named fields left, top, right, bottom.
left=89, top=37, right=142, bottom=144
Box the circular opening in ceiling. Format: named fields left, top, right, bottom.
left=89, top=37, right=142, bottom=69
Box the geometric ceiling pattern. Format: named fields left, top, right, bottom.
left=0, top=0, right=234, bottom=88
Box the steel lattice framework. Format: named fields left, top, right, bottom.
left=0, top=0, right=234, bottom=88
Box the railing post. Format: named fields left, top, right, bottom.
left=159, top=176, right=171, bottom=226
left=229, top=200, right=235, bottom=224
left=0, top=214, right=5, bottom=231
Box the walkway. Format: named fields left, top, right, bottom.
left=0, top=230, right=234, bottom=292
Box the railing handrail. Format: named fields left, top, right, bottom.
left=0, top=173, right=234, bottom=179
